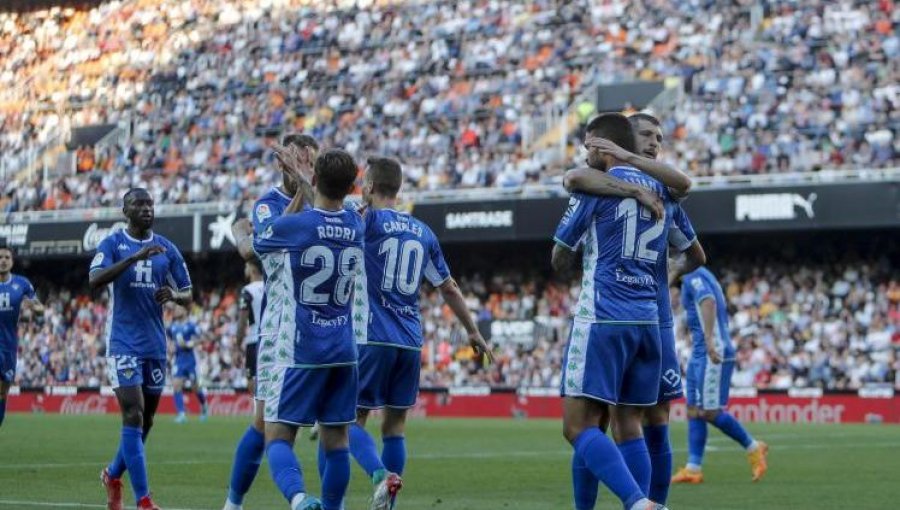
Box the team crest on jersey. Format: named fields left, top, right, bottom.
left=256, top=204, right=272, bottom=221
left=90, top=252, right=105, bottom=267
left=691, top=277, right=704, bottom=291
left=118, top=244, right=129, bottom=251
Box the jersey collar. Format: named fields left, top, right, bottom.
left=123, top=230, right=155, bottom=244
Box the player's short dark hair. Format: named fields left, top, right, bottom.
left=314, top=149, right=358, bottom=201
left=123, top=187, right=151, bottom=205
left=282, top=133, right=319, bottom=151
left=628, top=112, right=661, bottom=127
left=585, top=113, right=637, bottom=153
left=367, top=157, right=403, bottom=197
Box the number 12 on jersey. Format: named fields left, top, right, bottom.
left=616, top=198, right=665, bottom=263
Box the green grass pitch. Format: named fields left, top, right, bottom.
left=0, top=415, right=897, bottom=509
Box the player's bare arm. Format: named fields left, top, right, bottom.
left=89, top=244, right=166, bottom=289
left=438, top=278, right=494, bottom=363
left=236, top=305, right=249, bottom=348
left=563, top=167, right=664, bottom=219
left=154, top=286, right=192, bottom=307
left=668, top=241, right=707, bottom=287
left=231, top=219, right=255, bottom=262
left=699, top=298, right=721, bottom=364
left=585, top=136, right=692, bottom=197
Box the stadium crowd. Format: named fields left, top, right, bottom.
left=12, top=257, right=900, bottom=391
left=1, top=0, right=898, bottom=212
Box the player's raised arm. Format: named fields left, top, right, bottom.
left=564, top=167, right=664, bottom=219
left=273, top=143, right=315, bottom=215
left=586, top=135, right=692, bottom=197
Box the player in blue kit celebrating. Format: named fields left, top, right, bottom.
left=91, top=188, right=193, bottom=510
left=0, top=245, right=44, bottom=430
left=552, top=113, right=673, bottom=510
left=671, top=265, right=769, bottom=484
left=223, top=134, right=319, bottom=510
left=168, top=305, right=208, bottom=423
left=348, top=157, right=492, bottom=510
left=255, top=148, right=364, bottom=510
left=564, top=112, right=705, bottom=506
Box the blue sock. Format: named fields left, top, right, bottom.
left=317, top=440, right=326, bottom=480
left=174, top=391, right=185, bottom=414
left=573, top=428, right=643, bottom=508
left=381, top=436, right=406, bottom=475
left=321, top=448, right=351, bottom=510
left=227, top=426, right=265, bottom=505
left=121, top=426, right=149, bottom=502
left=643, top=425, right=672, bottom=504
left=267, top=439, right=305, bottom=503
left=572, top=451, right=599, bottom=510
left=687, top=418, right=708, bottom=467
left=617, top=438, right=651, bottom=496
left=349, top=423, right=385, bottom=479
left=0, top=398, right=6, bottom=428
left=712, top=412, right=754, bottom=449
left=197, top=389, right=208, bottom=408
left=108, top=444, right=127, bottom=478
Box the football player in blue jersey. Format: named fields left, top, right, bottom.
left=167, top=305, right=208, bottom=423
left=91, top=188, right=193, bottom=510
left=0, top=245, right=44, bottom=430
left=552, top=113, right=673, bottom=510
left=671, top=265, right=769, bottom=484
left=223, top=134, right=319, bottom=510
left=564, top=112, right=705, bottom=506
left=255, top=148, right=364, bottom=510
left=348, top=157, right=492, bottom=510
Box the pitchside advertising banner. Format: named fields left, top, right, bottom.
left=6, top=387, right=899, bottom=424
left=408, top=181, right=900, bottom=241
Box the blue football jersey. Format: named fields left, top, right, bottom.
left=657, top=204, right=698, bottom=328
left=681, top=266, right=734, bottom=359
left=168, top=320, right=201, bottom=367
left=363, top=208, right=451, bottom=350
left=0, top=274, right=36, bottom=353
left=252, top=187, right=293, bottom=236
left=89, top=230, right=193, bottom=360
left=253, top=208, right=366, bottom=367
left=554, top=166, right=673, bottom=323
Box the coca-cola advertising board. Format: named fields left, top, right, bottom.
left=6, top=389, right=899, bottom=424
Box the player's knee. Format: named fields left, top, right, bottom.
left=702, top=409, right=720, bottom=422
left=356, top=408, right=370, bottom=426
left=645, top=402, right=671, bottom=426
left=686, top=406, right=701, bottom=419
left=122, top=406, right=144, bottom=428
left=562, top=421, right=586, bottom=445
left=382, top=409, right=407, bottom=437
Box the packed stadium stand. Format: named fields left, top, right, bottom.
left=1, top=0, right=897, bottom=212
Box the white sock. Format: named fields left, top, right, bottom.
left=686, top=462, right=702, bottom=471
left=222, top=500, right=242, bottom=510
left=746, top=440, right=759, bottom=453
left=629, top=498, right=653, bottom=510
left=290, top=493, right=307, bottom=510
